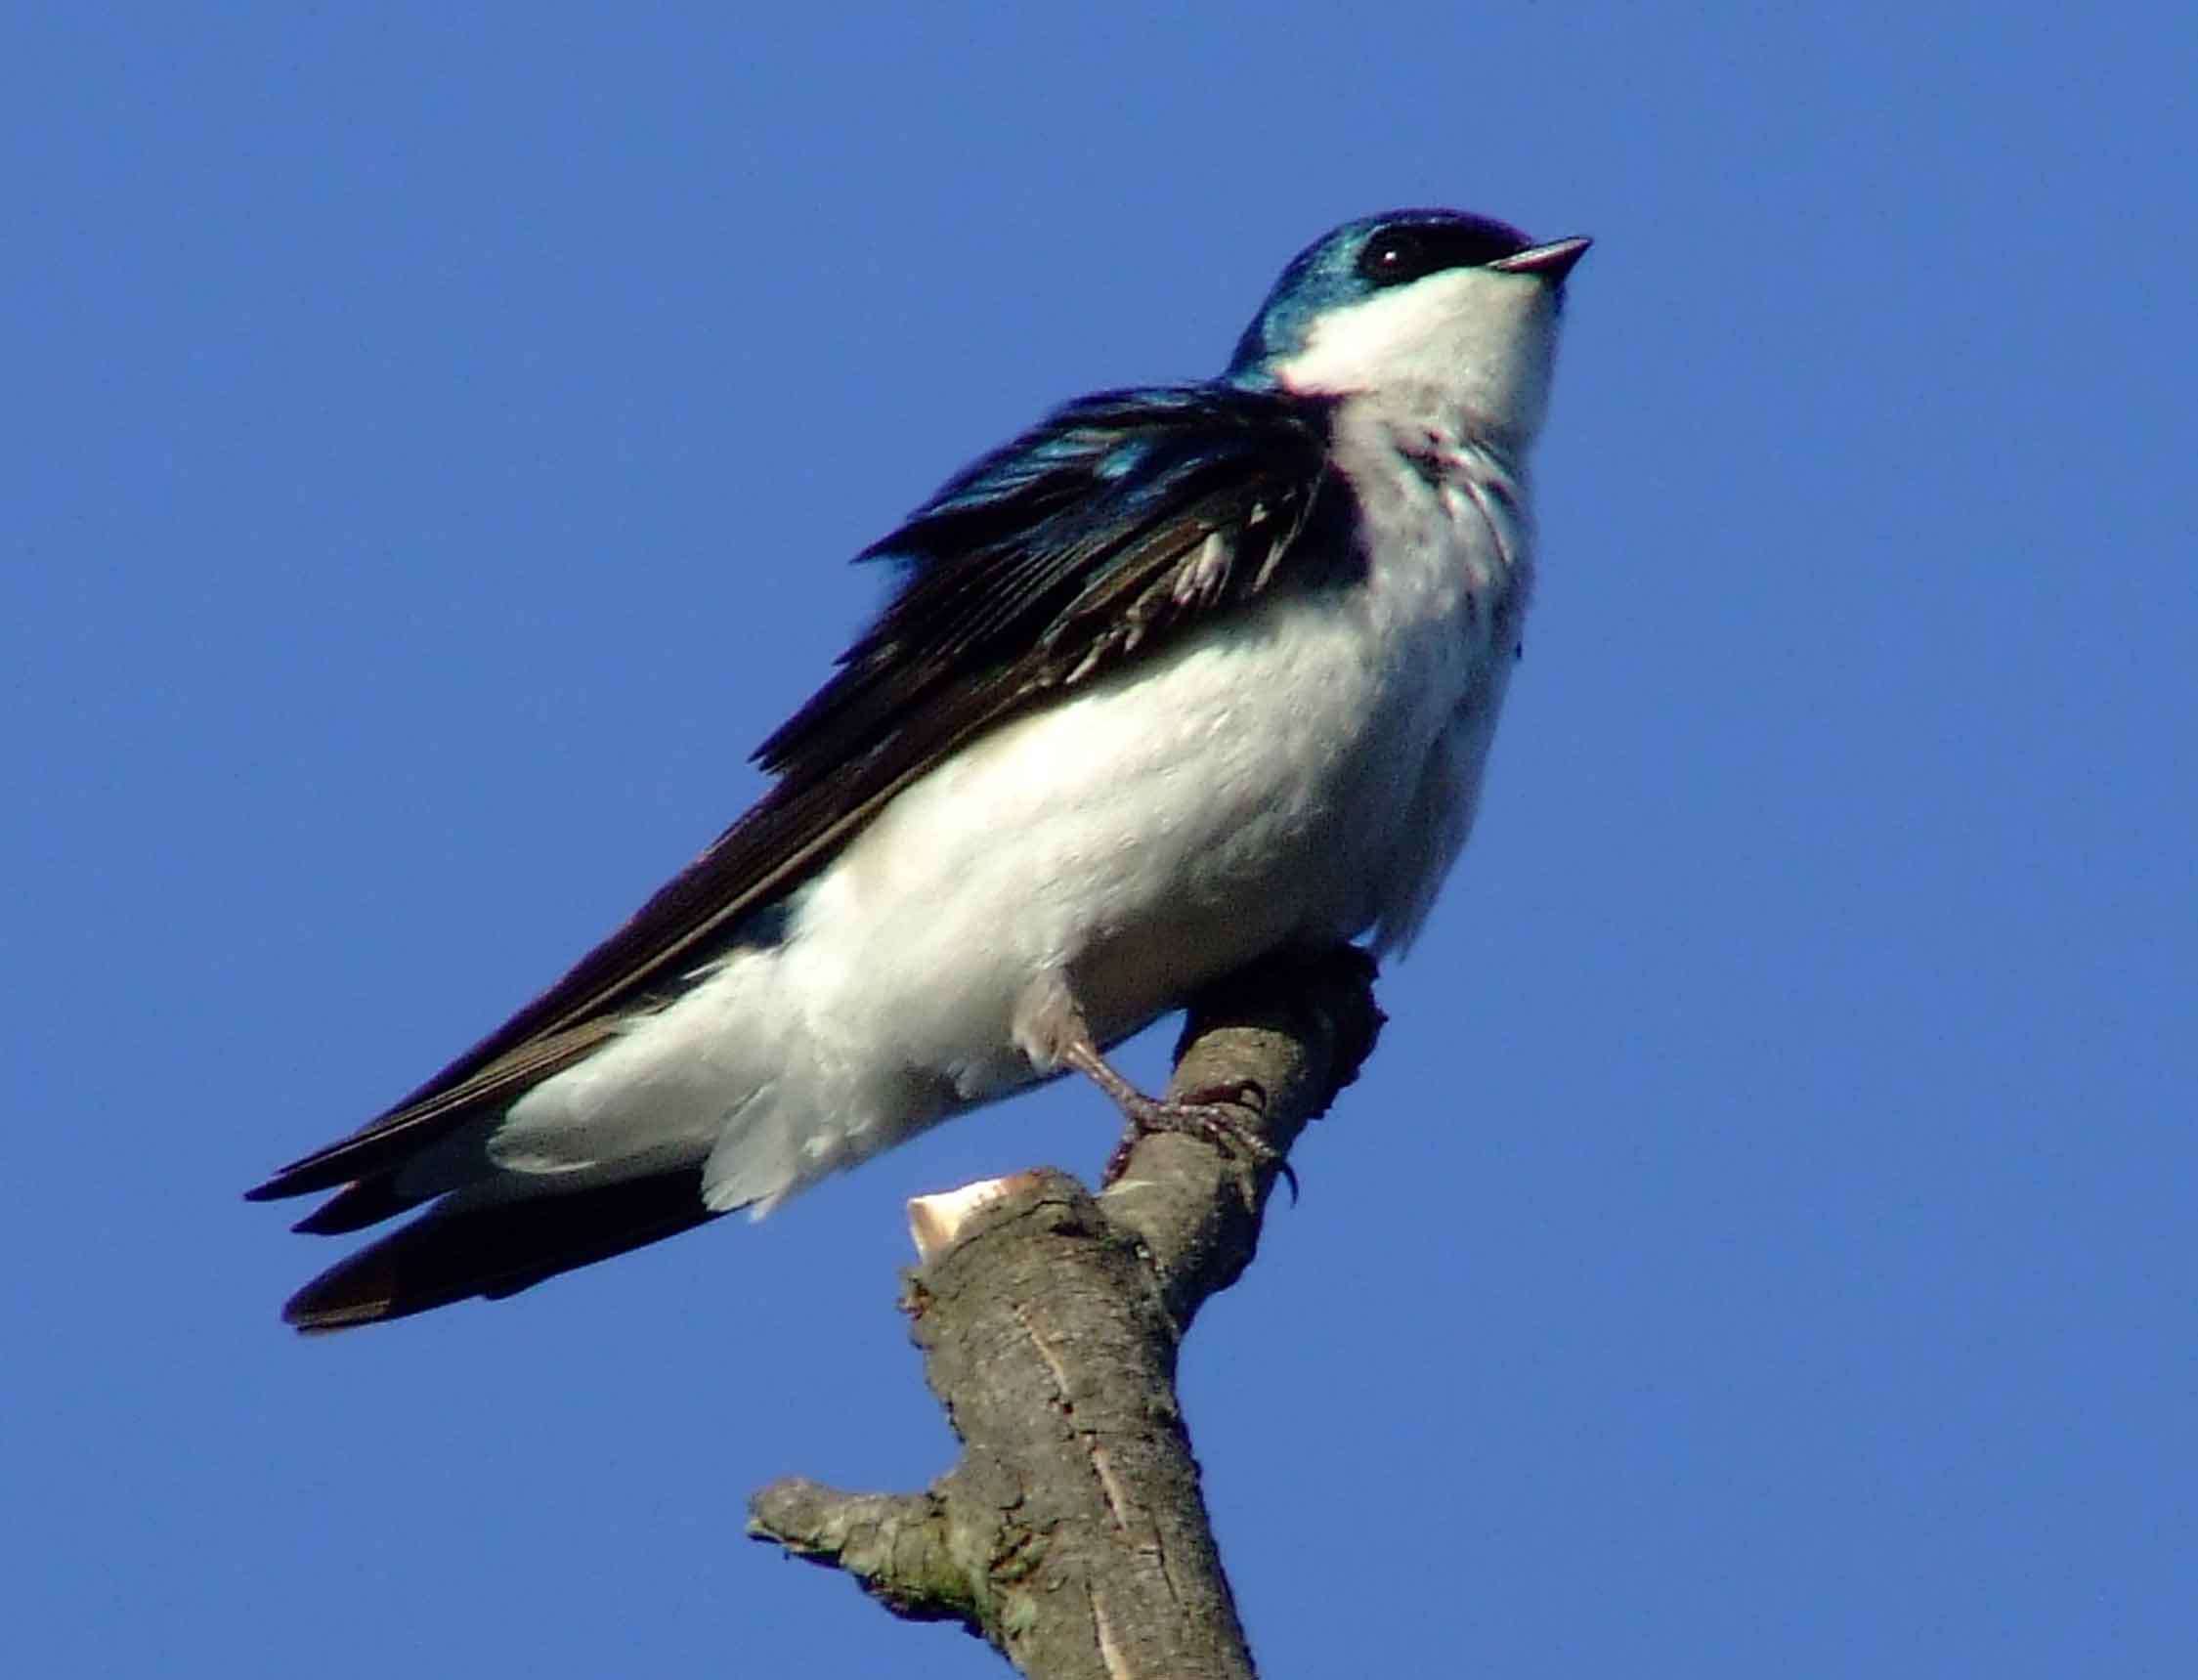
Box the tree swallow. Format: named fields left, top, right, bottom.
left=249, top=208, right=1589, bottom=1329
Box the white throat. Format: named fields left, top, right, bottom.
left=1269, top=267, right=1562, bottom=448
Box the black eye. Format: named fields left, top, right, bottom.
left=1357, top=230, right=1431, bottom=286
left=1354, top=215, right=1531, bottom=287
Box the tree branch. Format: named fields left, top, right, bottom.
left=748, top=946, right=1384, bottom=1677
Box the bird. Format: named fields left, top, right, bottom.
left=248, top=207, right=1590, bottom=1330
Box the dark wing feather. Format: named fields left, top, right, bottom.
left=756, top=386, right=1348, bottom=776
left=249, top=383, right=1347, bottom=1217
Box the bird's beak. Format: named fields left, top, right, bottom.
left=1491, top=237, right=1592, bottom=283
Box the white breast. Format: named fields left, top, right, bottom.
left=1314, top=388, right=1535, bottom=951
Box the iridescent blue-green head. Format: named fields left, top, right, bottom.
left=1228, top=209, right=1589, bottom=443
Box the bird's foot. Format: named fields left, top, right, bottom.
left=1096, top=1075, right=1295, bottom=1199
left=1015, top=969, right=1297, bottom=1198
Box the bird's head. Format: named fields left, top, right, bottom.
left=1229, top=209, right=1589, bottom=445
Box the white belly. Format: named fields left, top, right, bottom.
left=794, top=584, right=1461, bottom=1090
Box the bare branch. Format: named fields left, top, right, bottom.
left=749, top=946, right=1383, bottom=1677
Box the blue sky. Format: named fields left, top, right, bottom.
left=7, top=5, right=2192, bottom=1675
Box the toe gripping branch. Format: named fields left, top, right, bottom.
left=1099, top=942, right=1385, bottom=1207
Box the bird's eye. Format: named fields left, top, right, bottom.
left=1358, top=231, right=1429, bottom=286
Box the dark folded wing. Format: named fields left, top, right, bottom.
left=248, top=382, right=1349, bottom=1204
left=280, top=1169, right=719, bottom=1330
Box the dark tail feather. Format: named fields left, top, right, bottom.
left=282, top=1169, right=720, bottom=1332
left=290, top=1175, right=431, bottom=1235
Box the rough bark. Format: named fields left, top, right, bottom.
left=748, top=946, right=1384, bottom=1677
